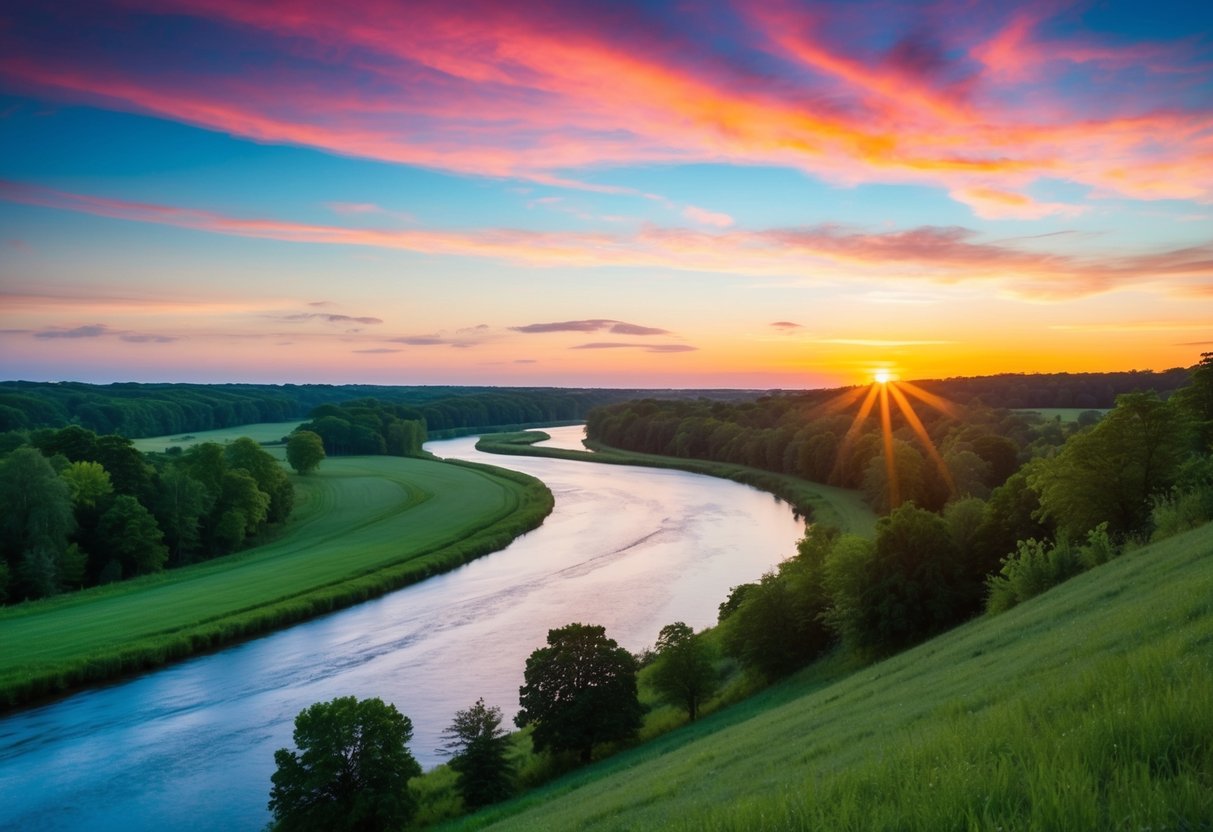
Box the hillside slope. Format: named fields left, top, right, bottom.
left=449, top=522, right=1213, bottom=831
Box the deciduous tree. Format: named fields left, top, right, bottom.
left=650, top=622, right=718, bottom=721
left=515, top=623, right=643, bottom=762
left=286, top=430, right=326, bottom=475
left=270, top=696, right=421, bottom=832
left=441, top=698, right=514, bottom=809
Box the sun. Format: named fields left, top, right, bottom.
left=874, top=370, right=891, bottom=384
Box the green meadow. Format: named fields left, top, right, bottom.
left=130, top=420, right=304, bottom=452
left=0, top=452, right=553, bottom=707
left=440, top=521, right=1213, bottom=831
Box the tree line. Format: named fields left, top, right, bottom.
left=0, top=381, right=750, bottom=438
left=706, top=357, right=1212, bottom=677
left=0, top=426, right=294, bottom=603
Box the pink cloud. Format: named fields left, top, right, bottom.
left=3, top=179, right=1211, bottom=301
left=683, top=205, right=734, bottom=228
left=0, top=1, right=1209, bottom=216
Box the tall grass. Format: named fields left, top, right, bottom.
left=437, top=521, right=1213, bottom=831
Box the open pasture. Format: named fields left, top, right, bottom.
left=130, top=420, right=304, bottom=453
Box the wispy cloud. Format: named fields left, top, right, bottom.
left=3, top=180, right=1210, bottom=301
left=770, top=321, right=803, bottom=329
left=34, top=323, right=110, bottom=339
left=276, top=312, right=384, bottom=325
left=32, top=323, right=177, bottom=342
left=683, top=205, right=734, bottom=228
left=571, top=342, right=697, bottom=353
left=353, top=348, right=402, bottom=353
left=512, top=319, right=670, bottom=335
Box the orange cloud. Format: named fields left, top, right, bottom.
left=2, top=1, right=1210, bottom=216
left=3, top=179, right=1211, bottom=301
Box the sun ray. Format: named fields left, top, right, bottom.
left=897, top=380, right=962, bottom=420
left=879, top=381, right=900, bottom=508
left=830, top=382, right=881, bottom=483
left=802, top=384, right=869, bottom=421
left=888, top=381, right=956, bottom=496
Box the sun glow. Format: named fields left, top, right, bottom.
left=816, top=375, right=960, bottom=510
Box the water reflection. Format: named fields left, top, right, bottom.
left=0, top=427, right=804, bottom=831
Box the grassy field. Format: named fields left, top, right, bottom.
left=130, top=420, right=304, bottom=452
left=477, top=431, right=877, bottom=537
left=440, top=521, right=1213, bottom=831
left=1017, top=407, right=1108, bottom=423
left=0, top=452, right=553, bottom=708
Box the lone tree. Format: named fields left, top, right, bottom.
left=287, top=430, right=327, bottom=475
left=650, top=622, right=718, bottom=721
left=515, top=623, right=644, bottom=763
left=269, top=696, right=421, bottom=832
left=440, top=698, right=514, bottom=809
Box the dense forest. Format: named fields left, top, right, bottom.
left=0, top=369, right=1188, bottom=438
left=0, top=426, right=292, bottom=604
left=0, top=382, right=753, bottom=438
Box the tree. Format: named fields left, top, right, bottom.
left=153, top=466, right=213, bottom=565
left=825, top=504, right=967, bottom=654
left=515, top=623, right=644, bottom=762
left=0, top=447, right=75, bottom=600
left=269, top=696, right=421, bottom=832
left=96, top=495, right=168, bottom=578
left=440, top=698, right=514, bottom=809
left=226, top=437, right=294, bottom=523
left=287, top=431, right=326, bottom=475
left=650, top=622, right=718, bottom=721
left=60, top=460, right=113, bottom=508
left=1029, top=392, right=1192, bottom=539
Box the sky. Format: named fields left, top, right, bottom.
left=1, top=0, right=1211, bottom=389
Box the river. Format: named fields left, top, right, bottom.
left=0, top=426, right=805, bottom=831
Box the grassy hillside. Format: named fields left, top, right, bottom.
left=0, top=453, right=553, bottom=708
left=444, top=522, right=1213, bottom=831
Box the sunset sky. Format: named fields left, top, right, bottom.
left=1, top=0, right=1211, bottom=388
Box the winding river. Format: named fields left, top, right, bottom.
left=0, top=426, right=805, bottom=831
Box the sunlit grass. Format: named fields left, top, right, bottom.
left=439, top=521, right=1213, bottom=831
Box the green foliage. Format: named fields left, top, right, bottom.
left=442, top=523, right=1213, bottom=832
left=0, top=452, right=552, bottom=707
left=0, top=447, right=75, bottom=601
left=1029, top=391, right=1193, bottom=540
left=286, top=430, right=326, bottom=475
left=60, top=460, right=113, bottom=508
left=269, top=696, right=421, bottom=832
left=153, top=466, right=213, bottom=565
left=650, top=623, right=719, bottom=721
left=825, top=503, right=970, bottom=654
left=442, top=698, right=515, bottom=810
left=1173, top=351, right=1213, bottom=449
left=985, top=524, right=1122, bottom=614
left=723, top=557, right=834, bottom=679
left=516, top=623, right=644, bottom=763
left=298, top=400, right=425, bottom=457
left=96, top=495, right=169, bottom=577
